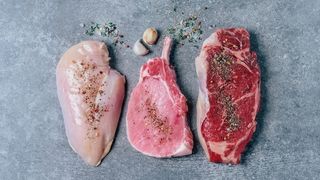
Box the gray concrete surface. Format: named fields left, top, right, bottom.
left=0, top=0, right=320, bottom=179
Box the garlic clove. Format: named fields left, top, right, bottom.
left=143, top=28, right=158, bottom=45
left=133, top=39, right=149, bottom=56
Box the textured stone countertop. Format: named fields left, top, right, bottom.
left=0, top=0, right=319, bottom=179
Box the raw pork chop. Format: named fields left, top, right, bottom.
left=195, top=28, right=260, bottom=164
left=56, top=41, right=125, bottom=166
left=126, top=37, right=193, bottom=157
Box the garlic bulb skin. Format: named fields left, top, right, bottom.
left=133, top=39, right=149, bottom=56
left=143, top=28, right=158, bottom=45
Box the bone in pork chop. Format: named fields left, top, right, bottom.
left=195, top=28, right=260, bottom=164
left=126, top=37, right=193, bottom=157
left=56, top=41, right=125, bottom=166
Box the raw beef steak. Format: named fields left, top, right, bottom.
left=195, top=28, right=260, bottom=164
left=126, top=37, right=193, bottom=157
left=57, top=41, right=125, bottom=166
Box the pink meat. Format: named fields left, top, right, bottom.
left=126, top=37, right=193, bottom=157
left=56, top=41, right=125, bottom=166
left=195, top=28, right=260, bottom=164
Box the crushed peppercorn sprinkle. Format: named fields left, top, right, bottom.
left=166, top=15, right=203, bottom=45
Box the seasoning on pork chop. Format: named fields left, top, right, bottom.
left=126, top=37, right=193, bottom=157
left=195, top=28, right=260, bottom=164
left=56, top=41, right=125, bottom=166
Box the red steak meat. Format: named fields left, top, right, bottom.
left=195, top=28, right=260, bottom=164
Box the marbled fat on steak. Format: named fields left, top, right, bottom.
left=195, top=28, right=260, bottom=164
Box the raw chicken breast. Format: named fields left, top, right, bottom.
left=56, top=41, right=125, bottom=166
left=126, top=37, right=193, bottom=158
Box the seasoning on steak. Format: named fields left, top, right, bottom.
left=195, top=28, right=260, bottom=164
